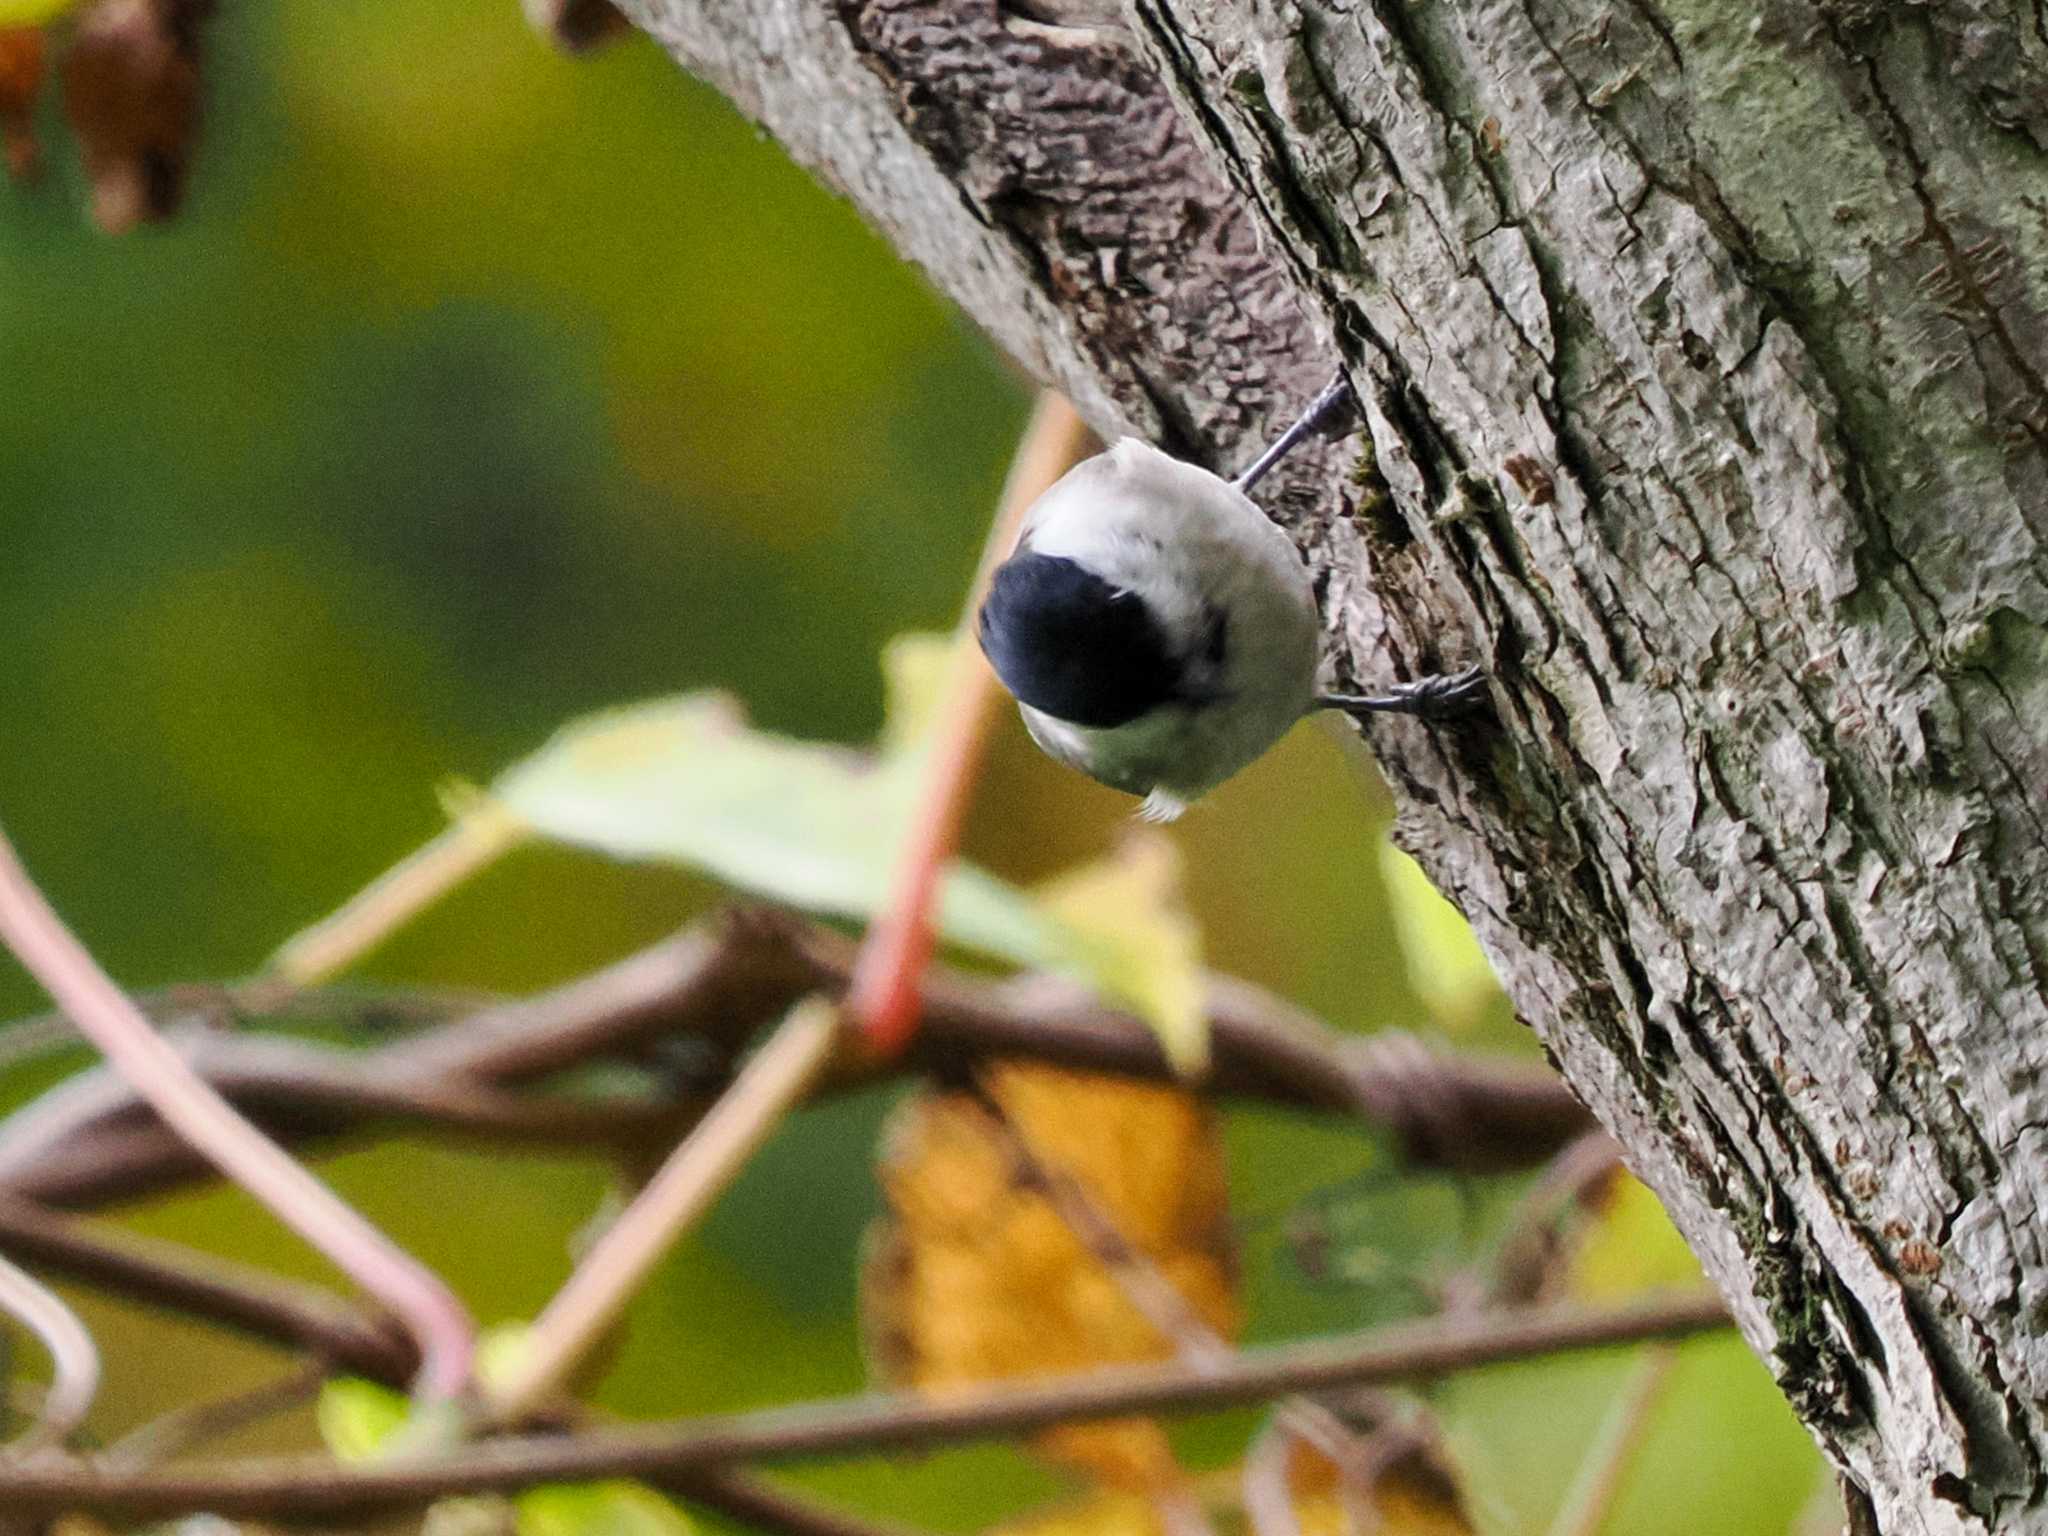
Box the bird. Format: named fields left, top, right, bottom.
left=976, top=372, right=1483, bottom=821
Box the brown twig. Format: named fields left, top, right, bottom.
left=0, top=1030, right=684, bottom=1184
left=0, top=1292, right=1729, bottom=1519
left=0, top=1192, right=415, bottom=1382
left=0, top=909, right=1591, bottom=1211
left=64, top=1279, right=928, bottom=1536
left=1480, top=1130, right=1624, bottom=1307
left=101, top=1363, right=329, bottom=1469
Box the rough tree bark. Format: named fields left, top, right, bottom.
left=611, top=1, right=2048, bottom=1530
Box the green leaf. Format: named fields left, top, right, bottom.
left=877, top=629, right=954, bottom=755
left=274, top=630, right=1206, bottom=1060
left=1379, top=843, right=1502, bottom=1031
left=487, top=692, right=1070, bottom=970
left=517, top=1481, right=694, bottom=1536
left=315, top=1376, right=411, bottom=1464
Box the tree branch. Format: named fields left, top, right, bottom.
left=0, top=908, right=1592, bottom=1210
left=0, top=1192, right=415, bottom=1381
left=0, top=1291, right=1728, bottom=1519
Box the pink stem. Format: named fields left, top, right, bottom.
left=0, top=824, right=476, bottom=1402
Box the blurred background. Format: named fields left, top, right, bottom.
left=0, top=2, right=1824, bottom=1530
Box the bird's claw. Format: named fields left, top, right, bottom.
left=1316, top=666, right=1489, bottom=721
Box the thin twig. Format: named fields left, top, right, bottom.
left=1435, top=1127, right=1623, bottom=1320
left=848, top=389, right=1093, bottom=1054
left=487, top=997, right=844, bottom=1421
left=0, top=1292, right=1730, bottom=1519
left=1481, top=1130, right=1624, bottom=1307
left=88, top=1321, right=932, bottom=1536
left=1542, top=1343, right=1678, bottom=1536
left=0, top=910, right=1592, bottom=1212
left=0, top=1250, right=100, bottom=1453
left=101, top=1363, right=328, bottom=1469
left=1241, top=1418, right=1306, bottom=1536
left=0, top=825, right=474, bottom=1400
left=265, top=805, right=525, bottom=988
left=0, top=1031, right=681, bottom=1186
left=0, top=1193, right=412, bottom=1381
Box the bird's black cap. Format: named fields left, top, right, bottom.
left=977, top=552, right=1182, bottom=728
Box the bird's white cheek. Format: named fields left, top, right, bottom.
left=1019, top=708, right=1095, bottom=776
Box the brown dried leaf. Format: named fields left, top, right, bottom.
left=59, top=0, right=208, bottom=232
left=865, top=1062, right=1237, bottom=1491
left=0, top=26, right=44, bottom=181
left=520, top=0, right=631, bottom=54
left=1285, top=1440, right=1474, bottom=1536
left=980, top=1453, right=1474, bottom=1536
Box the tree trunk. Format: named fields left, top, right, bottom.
left=614, top=0, right=2048, bottom=1529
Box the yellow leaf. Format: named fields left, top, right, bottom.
left=878, top=629, right=955, bottom=757
left=1380, top=843, right=1501, bottom=1032
left=1286, top=1440, right=1474, bottom=1535
left=0, top=0, right=75, bottom=26
left=1035, top=833, right=1205, bottom=1074
left=866, top=1063, right=1236, bottom=1491
left=1567, top=1173, right=1705, bottom=1299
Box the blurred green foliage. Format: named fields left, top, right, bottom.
left=0, top=4, right=1821, bottom=1532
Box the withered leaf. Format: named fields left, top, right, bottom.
left=865, top=1062, right=1237, bottom=1491
left=979, top=1447, right=1474, bottom=1536
left=60, top=0, right=210, bottom=232
left=0, top=26, right=44, bottom=182
left=1284, top=1438, right=1474, bottom=1536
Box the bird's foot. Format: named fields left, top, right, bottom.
left=1232, top=369, right=1363, bottom=493
left=1316, top=666, right=1488, bottom=720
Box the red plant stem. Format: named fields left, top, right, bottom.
left=849, top=390, right=1093, bottom=1054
